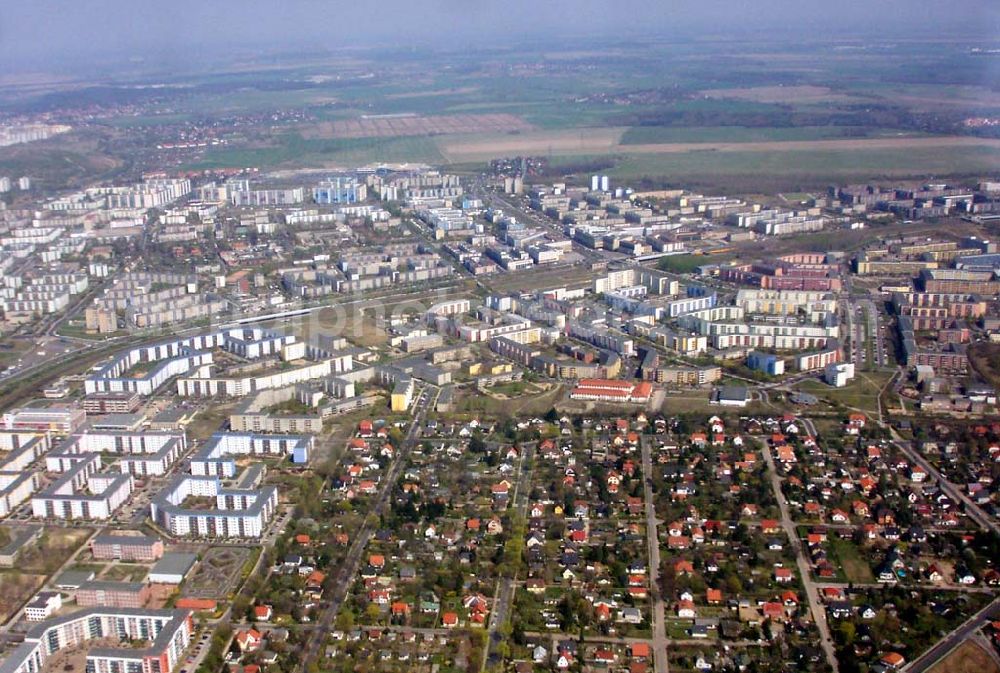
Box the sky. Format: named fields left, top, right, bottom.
left=2, top=0, right=1000, bottom=75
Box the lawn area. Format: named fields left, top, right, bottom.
left=653, top=390, right=772, bottom=417
left=828, top=537, right=874, bottom=584
left=484, top=381, right=536, bottom=398
left=459, top=383, right=563, bottom=417
left=861, top=306, right=876, bottom=372
left=656, top=255, right=712, bottom=274
left=794, top=370, right=894, bottom=417
left=102, top=564, right=150, bottom=582
left=56, top=319, right=126, bottom=340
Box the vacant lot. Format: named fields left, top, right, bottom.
left=929, top=640, right=1000, bottom=673
left=20, top=527, right=92, bottom=576
left=968, top=342, right=1000, bottom=389
left=483, top=264, right=597, bottom=294
left=0, top=340, right=31, bottom=371
left=301, top=308, right=386, bottom=348
left=147, top=583, right=177, bottom=609
left=186, top=405, right=230, bottom=441
left=0, top=572, right=46, bottom=623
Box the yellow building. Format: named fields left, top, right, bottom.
left=391, top=378, right=415, bottom=412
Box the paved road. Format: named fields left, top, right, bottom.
left=843, top=299, right=863, bottom=367
left=862, top=299, right=886, bottom=368
left=297, top=386, right=435, bottom=671
left=815, top=581, right=995, bottom=595
left=799, top=417, right=819, bottom=439
left=485, top=191, right=606, bottom=265
left=524, top=630, right=762, bottom=647
left=0, top=279, right=463, bottom=392
left=485, top=441, right=536, bottom=667
left=890, top=434, right=999, bottom=535
left=760, top=442, right=839, bottom=673
left=640, top=436, right=670, bottom=673
left=901, top=595, right=1000, bottom=673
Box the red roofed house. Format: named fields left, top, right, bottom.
left=631, top=642, right=651, bottom=661
left=235, top=629, right=262, bottom=652
left=762, top=602, right=786, bottom=621
left=880, top=652, right=905, bottom=669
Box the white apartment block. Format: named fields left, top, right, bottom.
left=0, top=472, right=40, bottom=518
left=48, top=431, right=186, bottom=477
left=175, top=354, right=350, bottom=398
left=101, top=178, right=191, bottom=209
left=85, top=328, right=294, bottom=396
left=735, top=289, right=838, bottom=322
left=567, top=322, right=636, bottom=357
left=0, top=608, right=192, bottom=673
left=594, top=268, right=678, bottom=296
left=678, top=305, right=838, bottom=350
left=32, top=454, right=133, bottom=520
left=190, top=433, right=312, bottom=478
left=151, top=475, right=278, bottom=539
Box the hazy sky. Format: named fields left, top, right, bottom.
left=2, top=0, right=1000, bottom=75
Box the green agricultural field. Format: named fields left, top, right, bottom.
left=185, top=133, right=444, bottom=170
left=605, top=144, right=1000, bottom=190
